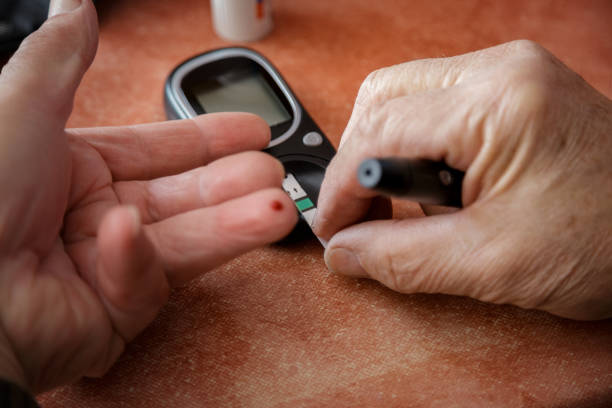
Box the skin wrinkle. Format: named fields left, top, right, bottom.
left=188, top=118, right=211, bottom=174
left=562, top=97, right=611, bottom=171
left=577, top=244, right=612, bottom=317
left=378, top=101, right=408, bottom=160
left=386, top=227, right=430, bottom=293
left=137, top=181, right=161, bottom=222
left=433, top=216, right=493, bottom=297
left=65, top=134, right=111, bottom=209
left=467, top=99, right=522, bottom=203
left=12, top=249, right=82, bottom=389
left=439, top=59, right=462, bottom=88
left=489, top=203, right=581, bottom=309
left=49, top=317, right=107, bottom=389
left=200, top=167, right=224, bottom=206
left=542, top=218, right=610, bottom=314
left=130, top=125, right=155, bottom=180
left=494, top=225, right=549, bottom=304
left=443, top=207, right=515, bottom=303
left=534, top=253, right=584, bottom=314
left=45, top=306, right=93, bottom=387
left=65, top=238, right=97, bottom=284
left=0, top=261, right=29, bottom=388
left=458, top=50, right=560, bottom=203
left=372, top=224, right=404, bottom=292
left=64, top=196, right=113, bottom=243
left=146, top=225, right=190, bottom=283
left=460, top=102, right=489, bottom=205
left=142, top=179, right=167, bottom=222
left=485, top=115, right=536, bottom=200
left=429, top=243, right=474, bottom=296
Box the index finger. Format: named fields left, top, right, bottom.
left=70, top=112, right=270, bottom=181
left=339, top=41, right=529, bottom=151
left=350, top=41, right=526, bottom=114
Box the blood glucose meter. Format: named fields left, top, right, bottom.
left=164, top=47, right=336, bottom=242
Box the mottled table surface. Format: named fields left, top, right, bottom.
left=32, top=0, right=612, bottom=406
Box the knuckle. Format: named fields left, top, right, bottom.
left=504, top=41, right=557, bottom=85
left=142, top=182, right=162, bottom=222
left=508, top=39, right=549, bottom=59
left=496, top=51, right=559, bottom=118
left=356, top=67, right=390, bottom=107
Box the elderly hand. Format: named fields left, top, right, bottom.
left=315, top=40, right=612, bottom=321
left=0, top=0, right=296, bottom=392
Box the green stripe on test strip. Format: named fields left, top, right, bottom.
left=295, top=197, right=314, bottom=211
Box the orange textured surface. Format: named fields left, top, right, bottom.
left=37, top=0, right=612, bottom=407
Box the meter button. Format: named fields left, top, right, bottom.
left=302, top=132, right=323, bottom=147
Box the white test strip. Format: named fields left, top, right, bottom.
left=282, top=173, right=307, bottom=200
left=282, top=173, right=327, bottom=248
left=301, top=208, right=316, bottom=226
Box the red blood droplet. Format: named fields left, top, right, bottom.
left=270, top=200, right=284, bottom=211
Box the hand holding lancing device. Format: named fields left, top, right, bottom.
left=0, top=0, right=297, bottom=393
left=315, top=40, right=612, bottom=321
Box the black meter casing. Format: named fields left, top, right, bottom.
left=164, top=47, right=336, bottom=242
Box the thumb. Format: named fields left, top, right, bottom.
left=0, top=0, right=99, bottom=256
left=324, top=209, right=518, bottom=305
left=0, top=0, right=98, bottom=126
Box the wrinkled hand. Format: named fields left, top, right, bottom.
left=315, top=40, right=612, bottom=321
left=0, top=0, right=296, bottom=392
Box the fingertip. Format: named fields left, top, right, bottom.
left=240, top=113, right=272, bottom=148
left=97, top=206, right=159, bottom=295
left=314, top=192, right=374, bottom=242
left=96, top=207, right=141, bottom=306
left=1, top=0, right=98, bottom=120
left=98, top=206, right=138, bottom=251
left=262, top=188, right=299, bottom=238
left=312, top=177, right=336, bottom=239
left=124, top=205, right=142, bottom=237
left=324, top=246, right=369, bottom=278
left=244, top=150, right=286, bottom=186
left=312, top=211, right=333, bottom=241
left=191, top=112, right=271, bottom=153
left=196, top=150, right=287, bottom=208
left=314, top=153, right=376, bottom=240
left=237, top=188, right=298, bottom=243
left=272, top=156, right=287, bottom=184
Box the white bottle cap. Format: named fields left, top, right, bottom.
left=211, top=0, right=273, bottom=42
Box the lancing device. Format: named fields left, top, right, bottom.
left=357, top=158, right=465, bottom=207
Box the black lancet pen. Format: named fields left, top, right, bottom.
left=357, top=158, right=465, bottom=207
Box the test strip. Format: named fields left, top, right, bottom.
left=282, top=173, right=307, bottom=200
left=282, top=173, right=327, bottom=248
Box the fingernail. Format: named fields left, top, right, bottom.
left=48, top=0, right=82, bottom=17
left=325, top=248, right=367, bottom=278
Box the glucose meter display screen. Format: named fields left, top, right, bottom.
left=193, top=69, right=291, bottom=127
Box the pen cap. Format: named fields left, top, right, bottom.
left=210, top=0, right=274, bottom=42
left=403, top=159, right=463, bottom=205
left=358, top=158, right=464, bottom=207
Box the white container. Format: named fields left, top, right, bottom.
left=211, top=0, right=273, bottom=42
